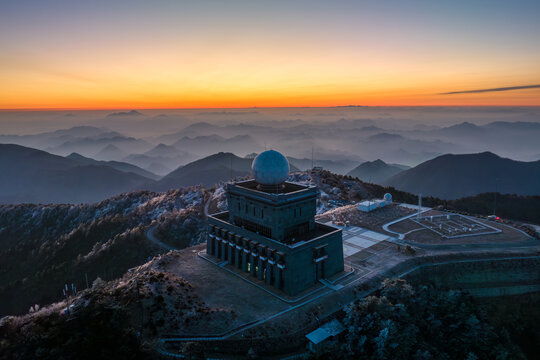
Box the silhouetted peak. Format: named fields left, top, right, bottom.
left=371, top=159, right=386, bottom=166
left=106, top=110, right=143, bottom=117
left=66, top=152, right=87, bottom=160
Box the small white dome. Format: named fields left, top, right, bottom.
left=384, top=193, right=392, bottom=202
left=252, top=150, right=290, bottom=185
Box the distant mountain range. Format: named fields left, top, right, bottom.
left=94, top=143, right=127, bottom=161
left=0, top=144, right=153, bottom=204
left=171, top=134, right=261, bottom=157
left=152, top=152, right=255, bottom=190
left=287, top=157, right=360, bottom=175
left=347, top=159, right=408, bottom=183
left=2, top=140, right=539, bottom=203
left=106, top=110, right=144, bottom=117
left=0, top=126, right=123, bottom=150
left=386, top=152, right=540, bottom=199
left=143, top=143, right=181, bottom=157
left=66, top=152, right=160, bottom=180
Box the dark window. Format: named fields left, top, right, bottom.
left=300, top=208, right=302, bottom=216
left=245, top=204, right=248, bottom=213
left=261, top=210, right=264, bottom=219
left=253, top=207, right=256, bottom=216
left=234, top=216, right=272, bottom=238
left=238, top=203, right=241, bottom=211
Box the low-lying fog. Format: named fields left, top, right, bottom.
left=1, top=106, right=539, bottom=175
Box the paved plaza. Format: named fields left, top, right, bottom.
left=318, top=219, right=397, bottom=263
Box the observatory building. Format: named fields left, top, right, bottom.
left=206, top=150, right=344, bottom=296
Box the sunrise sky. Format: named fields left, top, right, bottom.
left=1, top=0, right=539, bottom=109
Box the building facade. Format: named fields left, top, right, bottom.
left=206, top=150, right=344, bottom=296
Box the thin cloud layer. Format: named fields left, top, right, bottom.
left=439, top=84, right=540, bottom=95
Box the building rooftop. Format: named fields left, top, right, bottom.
left=233, top=179, right=309, bottom=194
left=305, top=319, right=345, bottom=344
left=227, top=180, right=319, bottom=206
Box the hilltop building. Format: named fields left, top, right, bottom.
left=357, top=193, right=392, bottom=212
left=207, top=150, right=344, bottom=296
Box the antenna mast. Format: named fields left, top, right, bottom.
left=417, top=193, right=422, bottom=220
left=493, top=178, right=498, bottom=215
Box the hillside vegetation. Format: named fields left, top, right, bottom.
left=314, top=279, right=529, bottom=360
left=0, top=188, right=207, bottom=316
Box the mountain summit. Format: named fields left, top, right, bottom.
left=347, top=159, right=405, bottom=184
left=386, top=152, right=540, bottom=199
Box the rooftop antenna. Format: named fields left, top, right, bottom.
left=311, top=146, right=314, bottom=169
left=275, top=160, right=279, bottom=194
left=230, top=153, right=232, bottom=182
left=493, top=177, right=498, bottom=215
left=417, top=193, right=422, bottom=220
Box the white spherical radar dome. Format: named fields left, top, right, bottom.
left=251, top=150, right=290, bottom=185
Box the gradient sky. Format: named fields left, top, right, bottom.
left=1, top=0, right=539, bottom=109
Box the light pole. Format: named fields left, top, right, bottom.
left=62, top=283, right=77, bottom=315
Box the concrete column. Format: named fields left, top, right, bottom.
left=275, top=266, right=282, bottom=289
left=257, top=258, right=264, bottom=280
left=236, top=246, right=242, bottom=269
left=250, top=254, right=257, bottom=277
left=242, top=249, right=249, bottom=272
left=266, top=262, right=273, bottom=285
left=228, top=242, right=234, bottom=265
left=221, top=240, right=227, bottom=261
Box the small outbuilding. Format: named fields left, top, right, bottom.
left=357, top=200, right=377, bottom=212
left=358, top=193, right=392, bottom=212
left=306, top=319, right=346, bottom=352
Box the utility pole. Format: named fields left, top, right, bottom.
left=62, top=283, right=77, bottom=316
left=135, top=278, right=143, bottom=337
left=493, top=177, right=498, bottom=215
left=417, top=193, right=422, bottom=220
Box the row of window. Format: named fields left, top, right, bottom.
left=233, top=216, right=272, bottom=238
left=238, top=202, right=265, bottom=219
left=236, top=201, right=308, bottom=219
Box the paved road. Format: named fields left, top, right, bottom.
left=146, top=225, right=176, bottom=251
left=382, top=208, right=431, bottom=239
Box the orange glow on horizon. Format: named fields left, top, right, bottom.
left=2, top=2, right=539, bottom=110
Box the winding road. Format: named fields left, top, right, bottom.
left=146, top=195, right=212, bottom=252
left=145, top=225, right=176, bottom=251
